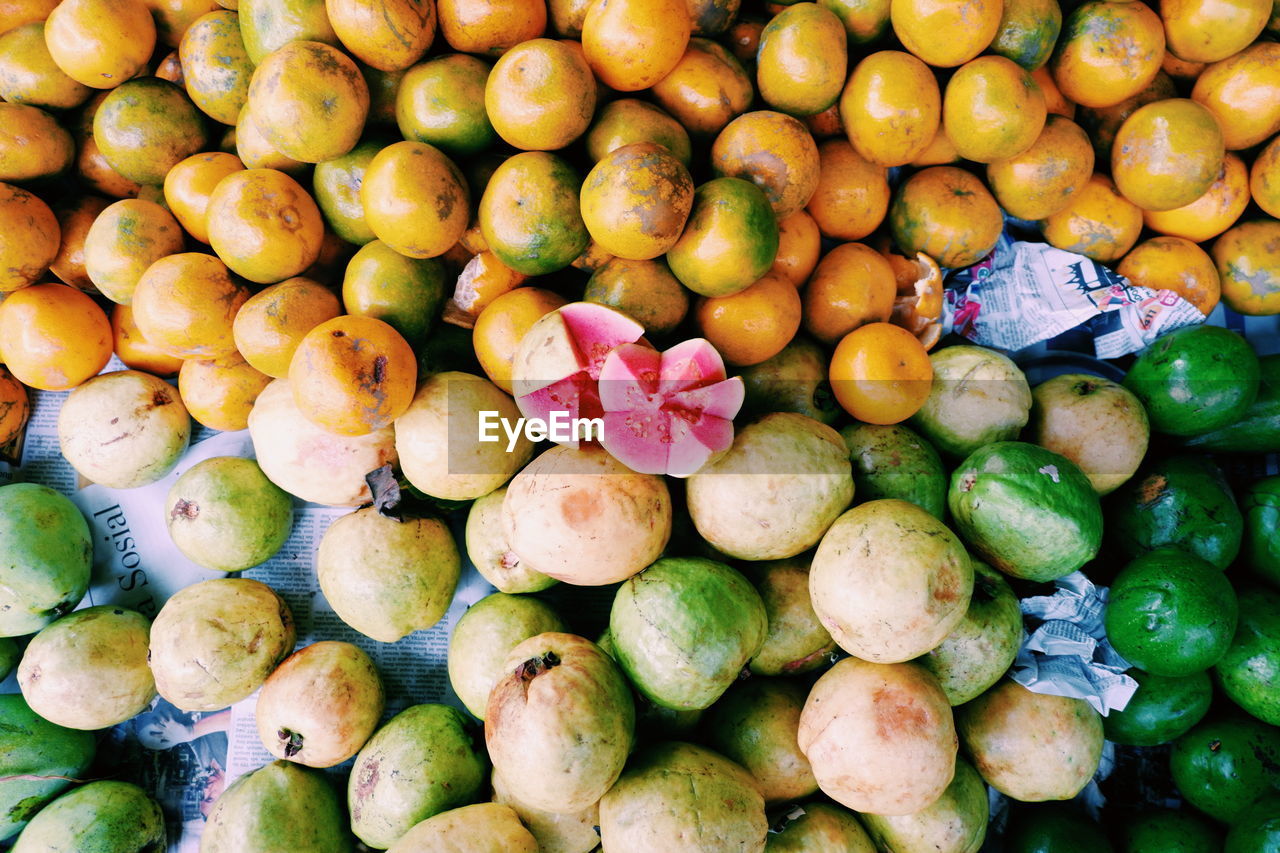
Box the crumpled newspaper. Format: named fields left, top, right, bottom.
left=942, top=234, right=1206, bottom=358
left=1010, top=571, right=1138, bottom=715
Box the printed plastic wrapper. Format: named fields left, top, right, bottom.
left=944, top=234, right=1206, bottom=358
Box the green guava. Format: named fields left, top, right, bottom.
left=1214, top=585, right=1280, bottom=725
left=1028, top=373, right=1149, bottom=495
left=765, top=802, right=875, bottom=852
left=491, top=767, right=601, bottom=853
left=0, top=483, right=91, bottom=637
left=201, top=760, right=351, bottom=853
left=388, top=803, right=538, bottom=853
left=841, top=422, right=947, bottom=518
left=1226, top=793, right=1280, bottom=853
left=11, top=781, right=163, bottom=853
left=910, top=344, right=1032, bottom=458
left=741, top=557, right=836, bottom=677
left=1242, top=475, right=1280, bottom=586
left=464, top=487, right=556, bottom=594
left=0, top=694, right=96, bottom=842
left=701, top=678, right=817, bottom=805
left=1005, top=803, right=1113, bottom=853
left=738, top=336, right=841, bottom=426
left=859, top=758, right=988, bottom=853
left=1119, top=809, right=1222, bottom=852
left=1102, top=669, right=1212, bottom=746
left=1170, top=714, right=1280, bottom=823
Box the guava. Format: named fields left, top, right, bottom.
left=0, top=694, right=96, bottom=842
left=741, top=557, right=836, bottom=677
left=1242, top=475, right=1280, bottom=586
left=248, top=378, right=398, bottom=506
left=201, top=760, right=351, bottom=853
left=597, top=741, right=768, bottom=853
left=1226, top=793, right=1280, bottom=853
left=348, top=704, right=488, bottom=849
left=917, top=561, right=1023, bottom=705
left=1119, top=808, right=1222, bottom=852
left=1170, top=714, right=1280, bottom=823
left=810, top=498, right=973, bottom=663
left=464, top=487, right=557, bottom=593
left=910, top=345, right=1032, bottom=458
left=702, top=678, right=818, bottom=805
left=491, top=768, right=600, bottom=853
left=738, top=336, right=842, bottom=426
left=686, top=412, right=854, bottom=560
left=11, top=781, right=164, bottom=853
left=859, top=757, right=989, bottom=853
left=956, top=679, right=1103, bottom=802
left=1214, top=586, right=1280, bottom=726
left=396, top=371, right=534, bottom=501
left=255, top=641, right=385, bottom=768
left=610, top=557, right=767, bottom=710
left=388, top=803, right=538, bottom=853
left=316, top=507, right=460, bottom=643
left=149, top=577, right=296, bottom=711
left=446, top=592, right=567, bottom=720
left=765, top=802, right=875, bottom=852
left=842, top=422, right=947, bottom=518
left=1028, top=373, right=1150, bottom=495
left=797, top=658, right=957, bottom=816
left=166, top=456, right=294, bottom=573
left=0, top=483, right=91, bottom=637
left=501, top=443, right=672, bottom=585
left=1102, top=669, right=1212, bottom=746
left=18, top=606, right=156, bottom=731
left=1005, top=804, right=1112, bottom=853
left=57, top=369, right=190, bottom=489
left=485, top=632, right=634, bottom=814
left=0, top=638, right=17, bottom=681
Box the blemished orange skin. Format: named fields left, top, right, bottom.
left=0, top=0, right=58, bottom=35
left=1161, top=0, right=1268, bottom=64
left=806, top=138, right=890, bottom=242
left=49, top=194, right=111, bottom=292
left=0, top=283, right=112, bottom=391
left=446, top=250, right=529, bottom=327
left=570, top=239, right=616, bottom=274
left=178, top=351, right=273, bottom=431
left=0, top=182, right=59, bottom=293
left=234, top=101, right=308, bottom=176
left=0, top=22, right=92, bottom=110
left=92, top=78, right=210, bottom=186
left=1191, top=43, right=1280, bottom=151
left=131, top=252, right=250, bottom=360
left=580, top=142, right=694, bottom=261
left=585, top=98, right=693, bottom=167
left=1112, top=99, right=1224, bottom=213
left=989, top=0, right=1060, bottom=71
left=584, top=257, right=689, bottom=336
left=582, top=0, right=691, bottom=92
left=327, top=0, right=434, bottom=71
left=0, top=102, right=73, bottom=182
left=438, top=0, right=545, bottom=55
left=1117, top=236, right=1221, bottom=316
left=1030, top=66, right=1074, bottom=119
left=841, top=51, right=939, bottom=168
left=472, top=286, right=567, bottom=392
left=83, top=199, right=186, bottom=305
left=232, top=276, right=342, bottom=378
left=804, top=103, right=844, bottom=140
left=238, top=0, right=339, bottom=65
left=43, top=0, right=155, bottom=89
left=207, top=168, right=324, bottom=284
left=909, top=128, right=961, bottom=167
left=822, top=0, right=891, bottom=44
left=650, top=38, right=753, bottom=138
left=163, top=152, right=246, bottom=244
left=0, top=365, right=29, bottom=449
left=1253, top=137, right=1280, bottom=220
left=179, top=10, right=254, bottom=125
left=155, top=50, right=184, bottom=84
left=1212, top=220, right=1280, bottom=316
left=1075, top=71, right=1176, bottom=163
left=1041, top=173, right=1143, bottom=263
left=695, top=271, right=802, bottom=366
left=803, top=242, right=897, bottom=345
left=111, top=303, right=185, bottom=377
left=1161, top=51, right=1205, bottom=82
left=888, top=166, right=1003, bottom=269
left=756, top=3, right=847, bottom=117
left=361, top=141, right=470, bottom=261
left=711, top=110, right=820, bottom=219
left=548, top=0, right=591, bottom=36
left=485, top=38, right=597, bottom=152
left=770, top=209, right=822, bottom=285
left=145, top=0, right=220, bottom=48
left=1143, top=152, right=1249, bottom=243
left=828, top=321, right=932, bottom=425
left=288, top=315, right=417, bottom=436
left=943, top=55, right=1046, bottom=164
left=890, top=0, right=1003, bottom=68
left=1049, top=0, right=1165, bottom=109
left=987, top=115, right=1095, bottom=221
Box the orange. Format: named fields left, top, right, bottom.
left=288, top=314, right=417, bottom=436
left=485, top=38, right=597, bottom=151
left=298, top=227, right=354, bottom=286
left=804, top=103, right=845, bottom=139
left=0, top=102, right=73, bottom=182
left=1143, top=152, right=1249, bottom=242
left=74, top=121, right=143, bottom=199
left=178, top=352, right=272, bottom=431
left=548, top=0, right=591, bottom=36
left=361, top=141, right=470, bottom=260
left=820, top=0, right=891, bottom=44
left=840, top=50, right=940, bottom=167
left=396, top=54, right=496, bottom=156
left=207, top=168, right=324, bottom=284
left=437, top=0, right=545, bottom=55
left=726, top=14, right=765, bottom=64
left=987, top=115, right=1094, bottom=221
left=238, top=0, right=338, bottom=64
left=802, top=242, right=896, bottom=344
left=884, top=248, right=944, bottom=350
left=711, top=111, right=821, bottom=219
left=0, top=365, right=29, bottom=449
left=0, top=0, right=58, bottom=35
left=581, top=142, right=694, bottom=261
left=445, top=250, right=528, bottom=327
left=156, top=50, right=184, bottom=84
left=888, top=166, right=1003, bottom=268
left=665, top=177, right=779, bottom=297
left=342, top=239, right=448, bottom=347
left=131, top=252, right=250, bottom=359
left=650, top=38, right=753, bottom=137
left=1111, top=98, right=1224, bottom=212
left=943, top=55, right=1047, bottom=164
left=829, top=321, right=932, bottom=424
left=49, top=195, right=111, bottom=292
left=694, top=272, right=803, bottom=366
left=144, top=0, right=219, bottom=48
left=178, top=9, right=253, bottom=125
left=478, top=151, right=589, bottom=275
left=1041, top=173, right=1142, bottom=263
left=910, top=128, right=961, bottom=166
left=1161, top=52, right=1205, bottom=82
left=1030, top=66, right=1074, bottom=118
left=163, top=151, right=245, bottom=244
left=1076, top=71, right=1176, bottom=163
left=582, top=0, right=690, bottom=92
left=1213, top=220, right=1280, bottom=316
left=583, top=256, right=690, bottom=336
left=0, top=22, right=91, bottom=109
left=1252, top=137, right=1280, bottom=220
left=362, top=63, right=404, bottom=128
left=585, top=98, right=693, bottom=167
left=0, top=182, right=59, bottom=292
left=569, top=239, right=615, bottom=274
left=890, top=0, right=1003, bottom=68
left=245, top=40, right=369, bottom=164
left=232, top=276, right=342, bottom=378
left=989, top=0, right=1060, bottom=70
left=1191, top=43, right=1280, bottom=151
left=1049, top=0, right=1165, bottom=109
left=805, top=138, right=890, bottom=241
left=234, top=100, right=307, bottom=175
left=328, top=0, right=434, bottom=72
left=93, top=78, right=209, bottom=186
left=1161, top=0, right=1268, bottom=63
left=0, top=283, right=112, bottom=390
left=111, top=303, right=184, bottom=377
left=1117, top=236, right=1221, bottom=315
left=311, top=140, right=379, bottom=246
left=43, top=0, right=155, bottom=89
left=83, top=199, right=186, bottom=304
left=769, top=209, right=822, bottom=285
left=756, top=3, right=847, bottom=117
left=472, top=286, right=567, bottom=392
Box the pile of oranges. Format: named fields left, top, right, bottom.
left=0, top=0, right=1277, bottom=432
